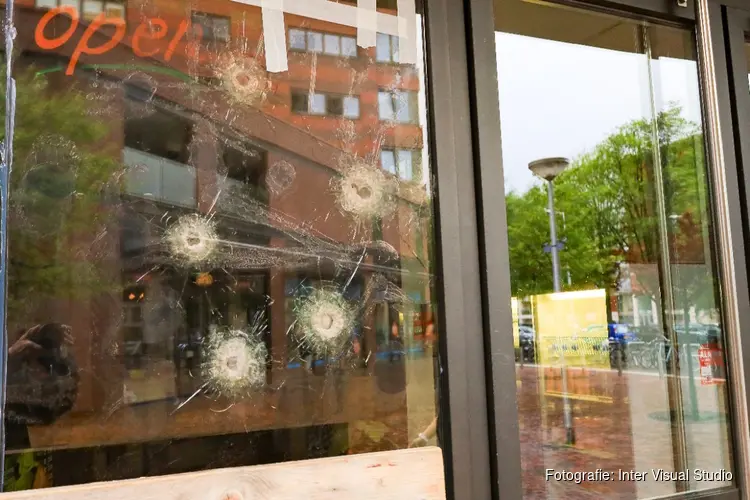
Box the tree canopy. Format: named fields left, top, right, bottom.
left=1, top=66, right=123, bottom=324
left=507, top=104, right=715, bottom=313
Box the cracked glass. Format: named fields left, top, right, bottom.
left=0, top=0, right=439, bottom=490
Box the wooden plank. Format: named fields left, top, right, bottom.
left=1, top=447, right=445, bottom=500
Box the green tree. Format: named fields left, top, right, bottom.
left=1, top=67, right=122, bottom=324
left=507, top=103, right=715, bottom=320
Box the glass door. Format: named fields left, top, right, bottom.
left=488, top=0, right=737, bottom=498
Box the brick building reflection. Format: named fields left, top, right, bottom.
left=4, top=0, right=438, bottom=482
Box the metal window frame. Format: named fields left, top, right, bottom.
left=713, top=2, right=750, bottom=500
left=461, top=0, right=750, bottom=499
left=423, top=0, right=495, bottom=498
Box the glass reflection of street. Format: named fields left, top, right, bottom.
left=497, top=0, right=734, bottom=498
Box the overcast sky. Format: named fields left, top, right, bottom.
left=495, top=32, right=703, bottom=194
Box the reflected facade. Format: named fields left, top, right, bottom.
left=3, top=0, right=439, bottom=490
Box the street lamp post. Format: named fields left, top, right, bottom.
left=546, top=209, right=572, bottom=286
left=529, top=157, right=575, bottom=445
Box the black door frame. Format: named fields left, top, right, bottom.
left=460, top=0, right=750, bottom=498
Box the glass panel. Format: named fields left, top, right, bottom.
left=212, top=17, right=231, bottom=43
left=378, top=91, right=395, bottom=121
left=376, top=33, right=392, bottom=62
left=307, top=31, right=324, bottom=53
left=104, top=2, right=125, bottom=20
left=35, top=0, right=57, bottom=9
left=341, top=36, right=358, bottom=57
left=4, top=0, right=437, bottom=490
left=397, top=150, right=413, bottom=181
left=324, top=34, right=341, bottom=55
left=395, top=91, right=412, bottom=123
left=494, top=1, right=734, bottom=498
left=391, top=35, right=400, bottom=63
left=381, top=150, right=397, bottom=175
left=82, top=0, right=104, bottom=20
left=343, top=96, right=360, bottom=118
left=289, top=28, right=307, bottom=50
left=291, top=92, right=308, bottom=114
left=309, top=93, right=327, bottom=114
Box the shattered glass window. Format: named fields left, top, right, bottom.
left=2, top=0, right=438, bottom=490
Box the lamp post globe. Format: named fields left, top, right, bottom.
left=528, top=157, right=570, bottom=181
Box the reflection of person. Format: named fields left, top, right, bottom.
left=5, top=323, right=78, bottom=450
left=424, top=321, right=435, bottom=348
left=410, top=416, right=437, bottom=448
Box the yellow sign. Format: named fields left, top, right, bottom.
left=532, top=289, right=609, bottom=368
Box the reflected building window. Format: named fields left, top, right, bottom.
left=35, top=0, right=125, bottom=20
left=289, top=28, right=357, bottom=58
left=380, top=148, right=419, bottom=181
left=291, top=91, right=360, bottom=118
left=219, top=139, right=268, bottom=204
left=123, top=97, right=197, bottom=207
left=191, top=12, right=231, bottom=45
left=378, top=90, right=417, bottom=123
left=376, top=33, right=399, bottom=63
